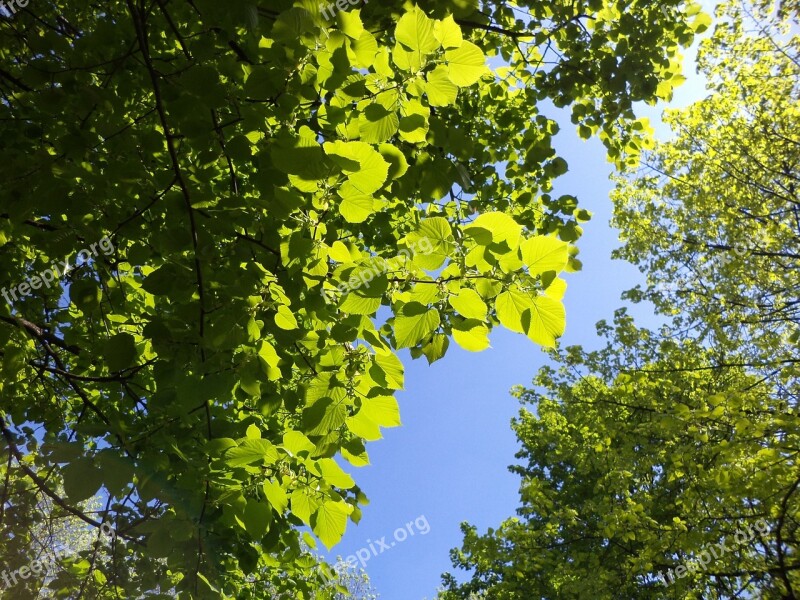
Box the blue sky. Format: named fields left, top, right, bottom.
left=321, top=12, right=714, bottom=598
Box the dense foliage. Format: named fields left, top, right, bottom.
left=441, top=1, right=800, bottom=598
left=0, top=0, right=703, bottom=597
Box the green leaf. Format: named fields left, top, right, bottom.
left=544, top=277, right=568, bottom=301
left=346, top=410, right=383, bottom=441
left=339, top=192, right=375, bottom=224
left=340, top=292, right=382, bottom=315
left=104, top=333, right=137, bottom=372
left=521, top=236, right=570, bottom=275
left=549, top=156, right=569, bottom=176
left=692, top=12, right=712, bottom=33
left=373, top=350, right=405, bottom=390
left=314, top=458, right=356, bottom=489
left=352, top=30, right=379, bottom=67
left=282, top=431, right=316, bottom=457
left=1, top=345, right=26, bottom=379
left=324, top=140, right=389, bottom=195
left=206, top=438, right=237, bottom=454
left=495, top=288, right=533, bottom=334
left=422, top=333, right=450, bottom=364
left=449, top=289, right=488, bottom=320
left=196, top=573, right=221, bottom=595
left=446, top=41, right=488, bottom=87
left=263, top=481, right=289, bottom=514
left=360, top=395, right=402, bottom=427
left=395, top=7, right=438, bottom=53
left=69, top=279, right=101, bottom=312
left=359, top=104, right=399, bottom=143
left=274, top=305, right=298, bottom=330
left=426, top=65, right=459, bottom=107
left=141, top=264, right=180, bottom=296
left=408, top=217, right=454, bottom=269
left=398, top=98, right=430, bottom=143
left=290, top=491, right=320, bottom=527
left=379, top=143, right=409, bottom=180
left=97, top=451, right=134, bottom=495
left=258, top=340, right=281, bottom=370
left=434, top=15, right=464, bottom=49
left=302, top=397, right=348, bottom=436
left=62, top=458, right=104, bottom=502
left=342, top=439, right=371, bottom=467
left=312, top=500, right=350, bottom=550
left=465, top=212, right=522, bottom=248
left=525, top=295, right=566, bottom=347
left=394, top=302, right=440, bottom=348
left=329, top=241, right=353, bottom=263
left=225, top=439, right=278, bottom=467
left=246, top=317, right=261, bottom=342
left=242, top=499, right=271, bottom=539
left=452, top=319, right=490, bottom=352
left=337, top=9, right=364, bottom=39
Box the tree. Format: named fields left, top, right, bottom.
left=0, top=470, right=376, bottom=599
left=441, top=1, right=800, bottom=598
left=0, top=464, right=118, bottom=600
left=442, top=312, right=800, bottom=598
left=0, top=0, right=701, bottom=597
left=612, top=0, right=800, bottom=385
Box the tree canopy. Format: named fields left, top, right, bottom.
left=441, top=1, right=800, bottom=598
left=0, top=0, right=705, bottom=597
